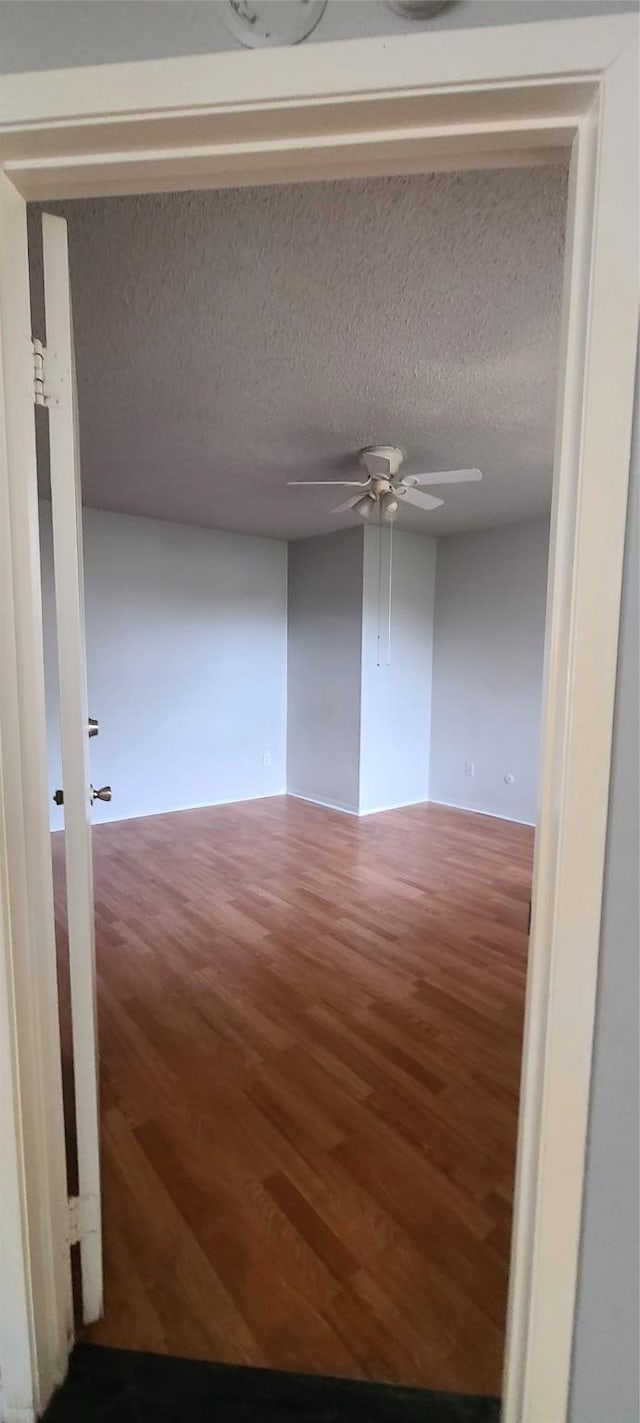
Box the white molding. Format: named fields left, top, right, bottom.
left=358, top=797, right=430, bottom=817
left=0, top=786, right=37, bottom=1423
left=287, top=791, right=360, bottom=817
left=69, top=792, right=526, bottom=830
left=0, top=19, right=634, bottom=202
left=77, top=788, right=289, bottom=829
left=504, top=38, right=639, bottom=1423
left=0, top=177, right=72, bottom=1421
left=0, top=16, right=631, bottom=126
left=289, top=791, right=431, bottom=818
left=429, top=798, right=535, bottom=829
left=62, top=791, right=535, bottom=829
left=0, top=16, right=637, bottom=1422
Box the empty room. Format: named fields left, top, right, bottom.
left=35, top=165, right=559, bottom=1403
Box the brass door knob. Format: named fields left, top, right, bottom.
left=91, top=785, right=112, bottom=803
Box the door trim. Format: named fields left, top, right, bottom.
left=0, top=15, right=637, bottom=1422
left=0, top=176, right=72, bottom=1423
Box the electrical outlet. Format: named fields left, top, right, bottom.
left=464, top=761, right=475, bottom=777
left=263, top=751, right=271, bottom=767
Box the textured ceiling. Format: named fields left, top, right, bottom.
left=33, top=167, right=567, bottom=540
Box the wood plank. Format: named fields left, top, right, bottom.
left=51, top=795, right=532, bottom=1390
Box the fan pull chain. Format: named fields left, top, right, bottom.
left=376, top=498, right=383, bottom=667
left=387, top=515, right=393, bottom=666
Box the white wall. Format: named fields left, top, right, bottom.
left=359, top=527, right=436, bottom=815
left=41, top=507, right=549, bottom=829
left=287, top=526, right=437, bottom=816
left=0, top=1, right=635, bottom=72
left=429, top=517, right=549, bottom=825
left=40, top=503, right=287, bottom=828
left=287, top=528, right=363, bottom=814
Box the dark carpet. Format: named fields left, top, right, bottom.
left=42, top=1344, right=501, bottom=1421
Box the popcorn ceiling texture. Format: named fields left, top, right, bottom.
left=32, top=166, right=567, bottom=540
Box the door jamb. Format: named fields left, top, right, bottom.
left=0, top=175, right=73, bottom=1423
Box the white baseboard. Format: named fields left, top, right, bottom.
left=358, top=796, right=430, bottom=817
left=54, top=788, right=533, bottom=832
left=57, top=787, right=288, bottom=830
left=287, top=792, right=431, bottom=818
left=286, top=791, right=360, bottom=817
left=429, top=797, right=535, bottom=828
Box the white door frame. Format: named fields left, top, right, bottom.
left=0, top=176, right=74, bottom=1423
left=0, top=15, right=637, bottom=1423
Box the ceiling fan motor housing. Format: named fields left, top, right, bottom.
left=361, top=445, right=404, bottom=480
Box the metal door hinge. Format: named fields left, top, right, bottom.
left=32, top=338, right=46, bottom=405
left=32, top=336, right=65, bottom=406
left=68, top=1193, right=99, bottom=1246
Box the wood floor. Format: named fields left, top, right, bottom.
left=52, top=796, right=533, bottom=1395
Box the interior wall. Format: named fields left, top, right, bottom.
left=429, top=517, right=549, bottom=825
left=0, top=0, right=634, bottom=72
left=40, top=503, right=287, bottom=828
left=287, top=528, right=364, bottom=814
left=359, top=527, right=437, bottom=815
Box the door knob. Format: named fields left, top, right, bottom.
left=91, top=785, right=112, bottom=803
left=53, top=788, right=64, bottom=806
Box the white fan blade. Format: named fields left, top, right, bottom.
left=400, top=468, right=482, bottom=487
left=396, top=486, right=444, bottom=512
left=332, top=495, right=364, bottom=513
left=287, top=479, right=370, bottom=487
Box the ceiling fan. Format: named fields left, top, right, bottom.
left=288, top=446, right=482, bottom=668
left=287, top=444, right=482, bottom=519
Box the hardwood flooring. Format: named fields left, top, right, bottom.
left=52, top=796, right=533, bottom=1394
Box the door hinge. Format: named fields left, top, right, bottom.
left=32, top=338, right=47, bottom=405
left=68, top=1193, right=99, bottom=1246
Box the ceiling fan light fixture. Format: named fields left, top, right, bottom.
left=382, top=492, right=399, bottom=519
left=386, top=1, right=450, bottom=16
left=354, top=494, right=375, bottom=519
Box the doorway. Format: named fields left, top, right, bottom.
left=0, top=21, right=636, bottom=1422
left=34, top=166, right=558, bottom=1394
